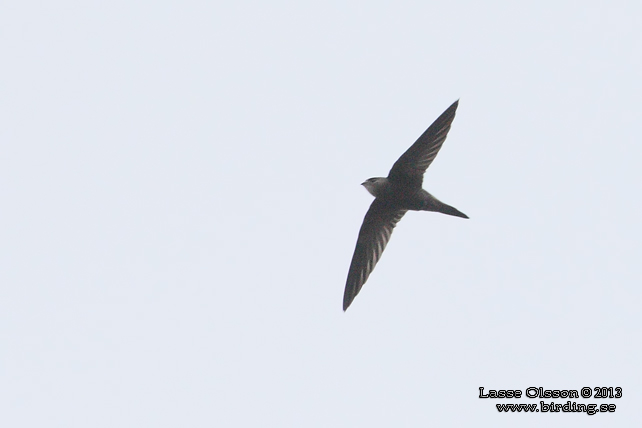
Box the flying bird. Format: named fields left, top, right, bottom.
left=343, top=100, right=468, bottom=311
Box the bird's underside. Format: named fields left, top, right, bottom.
left=343, top=100, right=468, bottom=311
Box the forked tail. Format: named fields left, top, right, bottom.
left=423, top=196, right=469, bottom=219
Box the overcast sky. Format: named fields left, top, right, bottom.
left=2, top=1, right=641, bottom=427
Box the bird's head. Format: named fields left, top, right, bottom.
left=361, top=177, right=388, bottom=197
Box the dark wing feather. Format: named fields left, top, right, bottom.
left=388, top=100, right=459, bottom=188
left=343, top=199, right=407, bottom=311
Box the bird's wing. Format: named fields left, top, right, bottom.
left=387, top=100, right=459, bottom=188
left=343, top=199, right=407, bottom=311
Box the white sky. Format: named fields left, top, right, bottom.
left=2, top=1, right=641, bottom=427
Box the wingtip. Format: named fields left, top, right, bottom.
left=342, top=295, right=352, bottom=311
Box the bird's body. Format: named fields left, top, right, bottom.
left=362, top=177, right=467, bottom=215
left=343, top=100, right=468, bottom=311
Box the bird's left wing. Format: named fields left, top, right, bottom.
left=388, top=100, right=459, bottom=187
left=343, top=199, right=407, bottom=311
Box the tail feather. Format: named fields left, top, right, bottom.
left=436, top=203, right=469, bottom=219
left=423, top=196, right=469, bottom=219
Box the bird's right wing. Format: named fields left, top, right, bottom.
left=343, top=199, right=407, bottom=311
left=387, top=100, right=459, bottom=188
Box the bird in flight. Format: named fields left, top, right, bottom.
left=343, top=100, right=468, bottom=311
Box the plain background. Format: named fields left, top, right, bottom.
left=2, top=1, right=641, bottom=427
